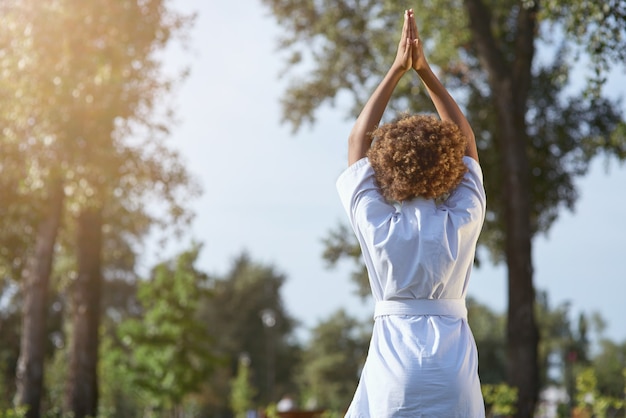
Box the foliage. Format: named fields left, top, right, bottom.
left=0, top=0, right=199, bottom=248
left=535, top=291, right=592, bottom=394
left=0, top=287, right=20, bottom=406
left=1, top=0, right=198, bottom=414
left=25, top=277, right=143, bottom=414
left=87, top=251, right=301, bottom=416
left=297, top=309, right=369, bottom=411
left=482, top=383, right=518, bottom=417
left=572, top=367, right=625, bottom=418
left=230, top=357, right=257, bottom=418
left=43, top=336, right=70, bottom=413
left=467, top=298, right=507, bottom=384
left=541, top=0, right=626, bottom=97
left=259, top=0, right=469, bottom=131
left=590, top=339, right=626, bottom=399
left=321, top=223, right=369, bottom=298
left=265, top=403, right=279, bottom=418
left=114, top=245, right=217, bottom=412
left=319, top=412, right=343, bottom=418
left=97, top=333, right=142, bottom=417
left=0, top=407, right=27, bottom=418
left=0, top=285, right=66, bottom=407
left=197, top=253, right=300, bottom=414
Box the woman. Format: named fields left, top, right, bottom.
left=336, top=9, right=486, bottom=417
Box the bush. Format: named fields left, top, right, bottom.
left=0, top=407, right=27, bottom=418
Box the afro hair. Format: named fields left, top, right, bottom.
left=367, top=113, right=468, bottom=202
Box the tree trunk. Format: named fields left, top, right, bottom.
left=494, top=78, right=539, bottom=418
left=64, top=206, right=103, bottom=418
left=15, top=177, right=64, bottom=418
left=463, top=0, right=540, bottom=416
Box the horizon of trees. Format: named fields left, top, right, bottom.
left=1, top=245, right=625, bottom=416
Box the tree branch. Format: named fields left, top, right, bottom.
left=463, top=0, right=509, bottom=83
left=512, top=1, right=538, bottom=112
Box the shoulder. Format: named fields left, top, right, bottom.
left=463, top=156, right=484, bottom=185
left=336, top=157, right=396, bottom=232
left=336, top=157, right=377, bottom=209
left=442, top=157, right=486, bottom=220
left=337, top=158, right=373, bottom=188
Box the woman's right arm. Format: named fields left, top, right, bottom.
left=347, top=10, right=413, bottom=166
left=408, top=11, right=479, bottom=162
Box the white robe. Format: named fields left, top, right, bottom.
left=336, top=156, right=487, bottom=418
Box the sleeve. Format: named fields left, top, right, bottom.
left=444, top=156, right=487, bottom=224
left=336, top=157, right=395, bottom=233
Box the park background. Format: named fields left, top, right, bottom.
left=2, top=0, right=625, bottom=417
left=166, top=0, right=626, bottom=343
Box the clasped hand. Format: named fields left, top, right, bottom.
left=394, top=9, right=428, bottom=73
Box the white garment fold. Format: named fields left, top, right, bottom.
left=374, top=298, right=467, bottom=319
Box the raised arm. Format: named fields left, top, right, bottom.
left=409, top=11, right=479, bottom=162
left=347, top=10, right=413, bottom=166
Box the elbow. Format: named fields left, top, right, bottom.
left=347, top=130, right=371, bottom=165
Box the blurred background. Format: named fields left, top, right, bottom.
left=1, top=0, right=625, bottom=417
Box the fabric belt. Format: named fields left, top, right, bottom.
left=374, top=299, right=467, bottom=319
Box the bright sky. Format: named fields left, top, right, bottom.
left=150, top=0, right=626, bottom=343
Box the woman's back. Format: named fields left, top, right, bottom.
left=337, top=156, right=485, bottom=302
left=337, top=156, right=486, bottom=417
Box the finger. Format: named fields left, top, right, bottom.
left=407, top=9, right=416, bottom=39
left=402, top=37, right=412, bottom=67
left=408, top=9, right=415, bottom=40
left=411, top=10, right=421, bottom=40
left=401, top=10, right=409, bottom=40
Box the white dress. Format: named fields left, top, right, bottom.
left=336, top=156, right=486, bottom=418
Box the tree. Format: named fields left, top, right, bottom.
left=197, top=253, right=300, bottom=415
left=0, top=4, right=66, bottom=414
left=261, top=1, right=626, bottom=415
left=14, top=179, right=64, bottom=418
left=297, top=310, right=369, bottom=412
left=230, top=356, right=257, bottom=418
left=322, top=223, right=370, bottom=299
left=1, top=0, right=196, bottom=416
left=0, top=283, right=65, bottom=411
left=0, top=288, right=21, bottom=409
left=467, top=298, right=507, bottom=385
left=115, top=245, right=216, bottom=415
left=573, top=367, right=625, bottom=417
left=590, top=339, right=626, bottom=400
left=64, top=208, right=103, bottom=417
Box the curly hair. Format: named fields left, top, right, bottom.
left=367, top=114, right=468, bottom=202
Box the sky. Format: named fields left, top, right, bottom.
left=145, top=0, right=626, bottom=344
